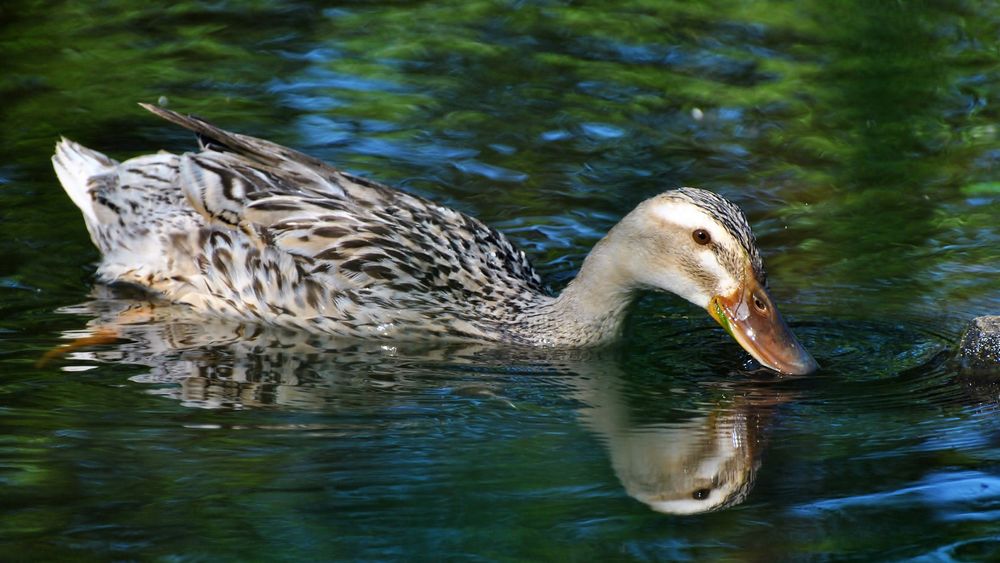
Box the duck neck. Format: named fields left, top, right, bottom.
left=524, top=237, right=638, bottom=347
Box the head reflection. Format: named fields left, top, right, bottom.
left=572, top=370, right=786, bottom=515
left=591, top=407, right=763, bottom=514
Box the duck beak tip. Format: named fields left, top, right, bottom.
left=708, top=282, right=818, bottom=376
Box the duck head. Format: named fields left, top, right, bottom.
left=612, top=188, right=818, bottom=375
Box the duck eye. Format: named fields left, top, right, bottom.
left=692, top=488, right=711, bottom=500
left=752, top=294, right=767, bottom=313
left=692, top=229, right=711, bottom=245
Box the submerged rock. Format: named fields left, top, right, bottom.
left=957, top=316, right=1000, bottom=373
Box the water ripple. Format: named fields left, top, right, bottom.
left=791, top=470, right=1000, bottom=519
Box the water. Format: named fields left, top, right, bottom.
left=2, top=0, right=999, bottom=559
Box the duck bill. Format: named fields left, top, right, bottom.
left=708, top=280, right=818, bottom=375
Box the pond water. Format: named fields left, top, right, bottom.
left=2, top=0, right=1000, bottom=559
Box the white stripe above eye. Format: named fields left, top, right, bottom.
left=649, top=199, right=730, bottom=245
left=649, top=198, right=741, bottom=296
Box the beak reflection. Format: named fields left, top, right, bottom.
left=708, top=278, right=818, bottom=376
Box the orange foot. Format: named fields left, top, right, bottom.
left=36, top=327, right=121, bottom=368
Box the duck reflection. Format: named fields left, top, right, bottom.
left=574, top=376, right=783, bottom=514
left=53, top=286, right=791, bottom=514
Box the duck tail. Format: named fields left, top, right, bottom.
left=139, top=102, right=329, bottom=170
left=52, top=137, right=119, bottom=231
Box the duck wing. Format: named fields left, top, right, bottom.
left=138, top=105, right=546, bottom=337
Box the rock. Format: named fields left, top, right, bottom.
left=957, top=316, right=1000, bottom=373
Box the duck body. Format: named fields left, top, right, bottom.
left=53, top=107, right=576, bottom=345
left=53, top=104, right=818, bottom=373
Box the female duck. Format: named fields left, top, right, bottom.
left=53, top=104, right=817, bottom=375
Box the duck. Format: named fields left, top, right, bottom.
left=52, top=103, right=818, bottom=375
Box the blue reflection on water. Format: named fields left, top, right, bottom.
left=793, top=470, right=1000, bottom=520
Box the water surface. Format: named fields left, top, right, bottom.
left=2, top=0, right=999, bottom=560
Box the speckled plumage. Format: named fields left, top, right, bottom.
left=53, top=104, right=766, bottom=349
